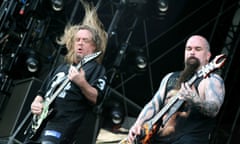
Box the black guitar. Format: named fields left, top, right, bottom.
left=28, top=51, right=102, bottom=140
left=119, top=54, right=226, bottom=144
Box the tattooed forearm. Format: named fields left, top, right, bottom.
left=139, top=101, right=157, bottom=123
left=138, top=93, right=163, bottom=124
left=135, top=73, right=171, bottom=125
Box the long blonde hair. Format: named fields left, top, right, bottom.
left=57, top=0, right=107, bottom=64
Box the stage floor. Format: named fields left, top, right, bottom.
left=96, top=128, right=128, bottom=144
left=96, top=117, right=135, bottom=144
left=0, top=117, right=135, bottom=144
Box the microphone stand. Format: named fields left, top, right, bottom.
left=7, top=111, right=32, bottom=144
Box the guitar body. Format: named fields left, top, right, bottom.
left=27, top=120, right=45, bottom=141
left=28, top=107, right=55, bottom=140
left=138, top=124, right=158, bottom=144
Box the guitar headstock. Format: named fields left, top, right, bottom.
left=197, top=54, right=226, bottom=78
left=81, top=51, right=102, bottom=65
left=75, top=51, right=102, bottom=69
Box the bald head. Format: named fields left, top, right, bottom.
left=186, top=35, right=210, bottom=51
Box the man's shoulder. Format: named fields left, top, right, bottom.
left=164, top=71, right=180, bottom=79
left=208, top=72, right=224, bottom=82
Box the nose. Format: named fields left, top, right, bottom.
left=189, top=48, right=196, bottom=54
left=78, top=39, right=84, bottom=45
left=188, top=50, right=196, bottom=57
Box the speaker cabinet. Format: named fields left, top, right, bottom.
left=0, top=77, right=42, bottom=140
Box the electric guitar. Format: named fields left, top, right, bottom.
left=119, top=54, right=226, bottom=144
left=28, top=51, right=102, bottom=140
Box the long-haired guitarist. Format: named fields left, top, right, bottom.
left=127, top=35, right=225, bottom=144
left=28, top=1, right=108, bottom=144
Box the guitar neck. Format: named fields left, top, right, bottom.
left=150, top=72, right=199, bottom=126
left=150, top=93, right=180, bottom=125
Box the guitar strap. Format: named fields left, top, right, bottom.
left=162, top=72, right=180, bottom=104
left=164, top=71, right=203, bottom=103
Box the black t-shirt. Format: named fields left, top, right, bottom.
left=37, top=60, right=107, bottom=128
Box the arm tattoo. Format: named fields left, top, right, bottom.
left=139, top=91, right=161, bottom=123
left=139, top=102, right=156, bottom=123
left=197, top=74, right=225, bottom=117
left=138, top=73, right=170, bottom=123
left=198, top=101, right=219, bottom=117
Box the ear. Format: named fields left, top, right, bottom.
left=207, top=52, right=211, bottom=62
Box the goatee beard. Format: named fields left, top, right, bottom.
left=175, top=57, right=200, bottom=89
